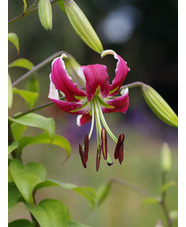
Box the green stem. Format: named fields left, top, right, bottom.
left=110, top=177, right=157, bottom=198
left=12, top=96, right=65, bottom=119
left=120, top=81, right=145, bottom=91
left=12, top=51, right=66, bottom=87
left=8, top=0, right=60, bottom=25
left=160, top=171, right=173, bottom=227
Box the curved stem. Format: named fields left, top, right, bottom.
left=120, top=81, right=145, bottom=91
left=12, top=51, right=66, bottom=87
left=12, top=96, right=65, bottom=119
left=8, top=0, right=60, bottom=25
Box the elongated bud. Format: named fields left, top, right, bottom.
left=96, top=145, right=101, bottom=171
left=161, top=143, right=172, bottom=172
left=101, top=129, right=108, bottom=160
left=114, top=134, right=125, bottom=164
left=64, top=0, right=103, bottom=53
left=38, top=0, right=52, bottom=31
left=141, top=85, right=178, bottom=127
left=63, top=53, right=85, bottom=87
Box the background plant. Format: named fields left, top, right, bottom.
left=8, top=0, right=178, bottom=226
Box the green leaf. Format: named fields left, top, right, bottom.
left=68, top=220, right=91, bottom=227
left=9, top=113, right=55, bottom=141
left=18, top=133, right=71, bottom=162
left=34, top=179, right=97, bottom=208
left=97, top=182, right=112, bottom=206
left=8, top=33, right=19, bottom=54
left=161, top=181, right=177, bottom=192
left=9, top=58, right=34, bottom=70
left=26, top=199, right=68, bottom=227
left=8, top=141, right=19, bottom=155
left=142, top=197, right=161, bottom=205
left=11, top=122, right=27, bottom=141
left=26, top=75, right=40, bottom=93
left=8, top=219, right=34, bottom=227
left=9, top=159, right=47, bottom=205
left=8, top=75, right=13, bottom=109
left=8, top=182, right=22, bottom=211
left=13, top=88, right=38, bottom=109
left=57, top=0, right=66, bottom=14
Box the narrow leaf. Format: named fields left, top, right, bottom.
left=26, top=199, right=68, bottom=227
left=8, top=141, right=19, bottom=155
left=9, top=113, right=55, bottom=141
left=22, top=0, right=27, bottom=13
left=161, top=181, right=177, bottom=192
left=57, top=0, right=66, bottom=14
left=8, top=219, right=34, bottom=227
left=8, top=75, right=13, bottom=109
left=9, top=58, right=34, bottom=70
left=9, top=159, right=47, bottom=205
left=18, top=133, right=71, bottom=162
left=8, top=182, right=21, bottom=211
left=68, top=220, right=91, bottom=227
left=34, top=179, right=97, bottom=208
left=8, top=33, right=19, bottom=54
left=97, top=182, right=112, bottom=206
left=142, top=197, right=161, bottom=205
left=26, top=75, right=40, bottom=93
left=13, top=88, right=38, bottom=109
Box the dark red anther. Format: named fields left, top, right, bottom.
left=101, top=128, right=107, bottom=160
left=79, top=144, right=86, bottom=168
left=84, top=134, right=89, bottom=163
left=114, top=134, right=125, bottom=164
left=96, top=145, right=101, bottom=171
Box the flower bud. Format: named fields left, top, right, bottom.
left=161, top=143, right=172, bottom=172
left=8, top=75, right=13, bottom=109
left=64, top=0, right=103, bottom=53
left=141, top=85, right=178, bottom=127
left=38, top=0, right=52, bottom=31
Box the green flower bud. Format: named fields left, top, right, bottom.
left=161, top=143, right=172, bottom=172
left=64, top=0, right=103, bottom=53
left=141, top=85, right=178, bottom=127
left=38, top=0, right=52, bottom=31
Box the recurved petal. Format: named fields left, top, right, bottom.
left=102, top=88, right=129, bottom=114
left=81, top=64, right=110, bottom=102
left=51, top=54, right=86, bottom=102
left=76, top=113, right=92, bottom=126
left=101, top=50, right=130, bottom=96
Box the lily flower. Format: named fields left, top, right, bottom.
left=48, top=50, right=129, bottom=170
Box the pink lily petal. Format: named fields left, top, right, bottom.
left=101, top=50, right=130, bottom=96
left=49, top=98, right=90, bottom=115
left=51, top=54, right=86, bottom=102
left=81, top=64, right=110, bottom=102
left=102, top=88, right=129, bottom=114
left=77, top=113, right=92, bottom=126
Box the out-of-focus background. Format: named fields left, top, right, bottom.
left=8, top=0, right=178, bottom=226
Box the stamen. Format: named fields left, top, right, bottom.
left=84, top=134, right=89, bottom=163
left=114, top=134, right=125, bottom=164
left=79, top=144, right=86, bottom=168
left=96, top=145, right=101, bottom=171
left=101, top=128, right=107, bottom=160
left=88, top=102, right=95, bottom=139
